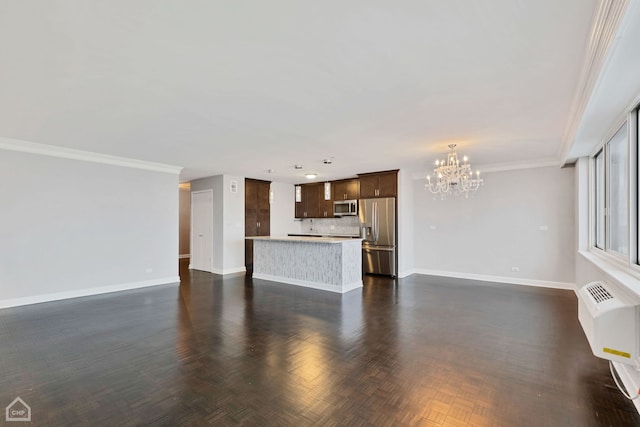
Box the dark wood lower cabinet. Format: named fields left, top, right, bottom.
left=245, top=239, right=254, bottom=270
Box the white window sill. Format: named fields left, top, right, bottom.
left=579, top=250, right=640, bottom=299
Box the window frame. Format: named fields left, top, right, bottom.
left=589, top=107, right=640, bottom=274
left=593, top=148, right=605, bottom=251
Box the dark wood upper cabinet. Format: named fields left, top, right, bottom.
left=245, top=178, right=271, bottom=270
left=295, top=183, right=321, bottom=218
left=332, top=179, right=360, bottom=200
left=319, top=183, right=334, bottom=218
left=358, top=170, right=398, bottom=198
left=305, top=184, right=320, bottom=218
left=294, top=171, right=396, bottom=217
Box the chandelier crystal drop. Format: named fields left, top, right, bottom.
left=425, top=144, right=483, bottom=199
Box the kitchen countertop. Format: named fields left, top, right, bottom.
left=247, top=236, right=361, bottom=244
left=287, top=233, right=361, bottom=238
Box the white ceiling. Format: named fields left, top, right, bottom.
left=0, top=1, right=601, bottom=183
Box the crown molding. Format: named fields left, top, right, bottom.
left=0, top=136, right=182, bottom=174
left=410, top=157, right=561, bottom=180
left=473, top=157, right=562, bottom=174
left=559, top=0, right=630, bottom=164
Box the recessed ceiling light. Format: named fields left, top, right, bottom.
left=305, top=173, right=317, bottom=179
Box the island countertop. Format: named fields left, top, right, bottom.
left=287, top=233, right=361, bottom=238
left=247, top=236, right=362, bottom=244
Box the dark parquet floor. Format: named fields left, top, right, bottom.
left=1, top=260, right=639, bottom=426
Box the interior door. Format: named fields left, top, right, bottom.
left=191, top=190, right=213, bottom=272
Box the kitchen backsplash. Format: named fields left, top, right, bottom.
left=301, top=216, right=361, bottom=235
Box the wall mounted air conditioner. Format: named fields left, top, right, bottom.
left=578, top=281, right=639, bottom=368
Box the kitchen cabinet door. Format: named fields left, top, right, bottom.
left=319, top=197, right=333, bottom=218
left=376, top=172, right=397, bottom=197
left=333, top=179, right=360, bottom=200
left=295, top=183, right=321, bottom=218
left=345, top=179, right=360, bottom=199
left=357, top=170, right=398, bottom=198
left=245, top=179, right=259, bottom=236
left=304, top=184, right=321, bottom=218
left=358, top=175, right=379, bottom=198
left=257, top=180, right=270, bottom=235
left=333, top=180, right=347, bottom=200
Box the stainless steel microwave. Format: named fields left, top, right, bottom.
left=333, top=199, right=358, bottom=216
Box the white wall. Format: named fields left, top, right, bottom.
left=270, top=182, right=301, bottom=237
left=0, top=148, right=180, bottom=308
left=190, top=175, right=245, bottom=274
left=413, top=166, right=575, bottom=287
left=397, top=169, right=415, bottom=277
left=223, top=175, right=245, bottom=272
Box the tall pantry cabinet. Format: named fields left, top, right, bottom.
left=245, top=178, right=270, bottom=271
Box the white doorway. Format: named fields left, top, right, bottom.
left=190, top=190, right=213, bottom=272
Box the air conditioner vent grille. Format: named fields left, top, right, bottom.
left=586, top=282, right=614, bottom=303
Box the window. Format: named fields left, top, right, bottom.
left=593, top=123, right=628, bottom=256
left=608, top=125, right=628, bottom=256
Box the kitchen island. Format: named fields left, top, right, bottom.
left=247, top=236, right=362, bottom=293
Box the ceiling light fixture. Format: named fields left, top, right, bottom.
left=426, top=144, right=483, bottom=199
left=305, top=173, right=317, bottom=179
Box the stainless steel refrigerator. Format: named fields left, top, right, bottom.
left=358, top=197, right=397, bottom=277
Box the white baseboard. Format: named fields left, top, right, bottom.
left=253, top=273, right=362, bottom=294
left=211, top=267, right=246, bottom=275
left=189, top=266, right=246, bottom=275
left=612, top=361, right=640, bottom=414
left=178, top=254, right=190, bottom=259
left=0, top=276, right=180, bottom=310
left=412, top=269, right=575, bottom=290
left=398, top=269, right=415, bottom=279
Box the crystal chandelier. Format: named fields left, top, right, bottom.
left=425, top=144, right=483, bottom=199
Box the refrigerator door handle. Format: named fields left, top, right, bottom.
left=363, top=246, right=395, bottom=252
left=372, top=202, right=376, bottom=242
left=373, top=202, right=379, bottom=242
left=376, top=202, right=380, bottom=242
left=371, top=202, right=375, bottom=242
